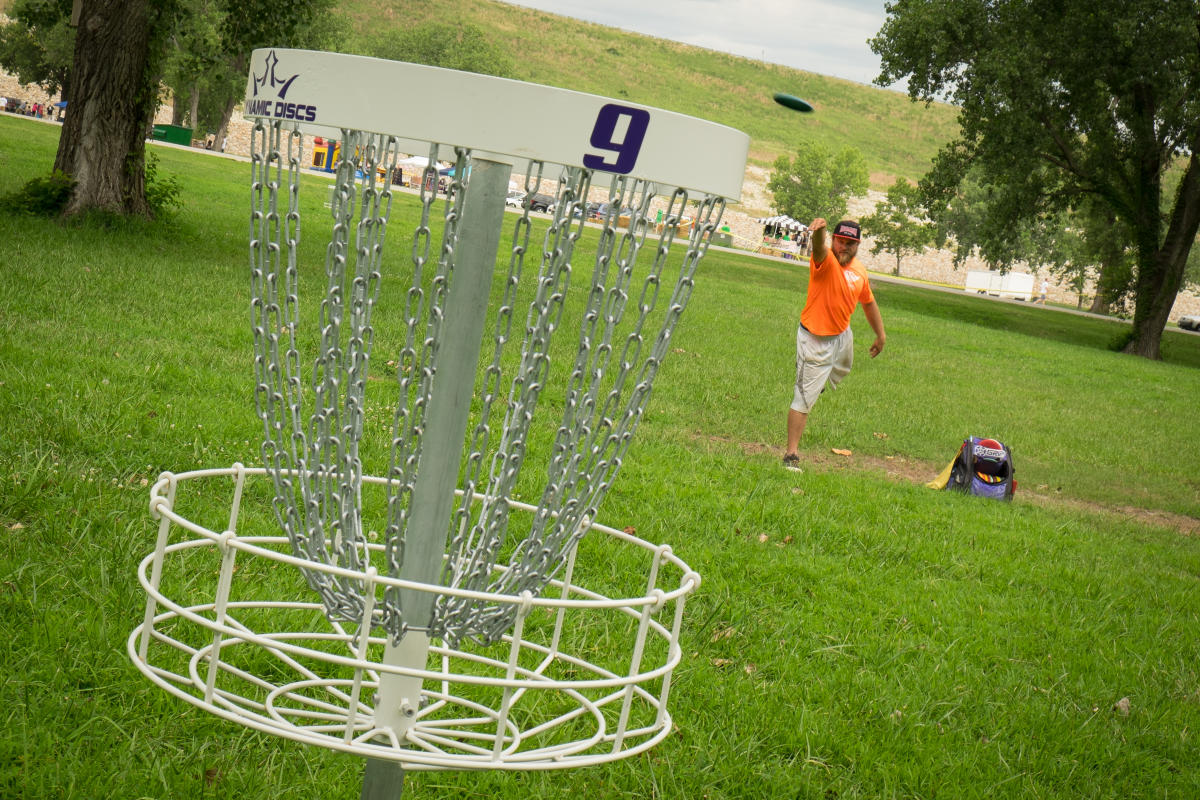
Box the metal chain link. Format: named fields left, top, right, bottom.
left=379, top=146, right=471, bottom=638
left=252, top=121, right=403, bottom=627
left=252, top=127, right=725, bottom=646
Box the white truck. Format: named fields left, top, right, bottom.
left=964, top=270, right=1034, bottom=301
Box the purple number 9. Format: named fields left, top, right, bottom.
left=583, top=103, right=650, bottom=174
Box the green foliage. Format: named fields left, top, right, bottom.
left=365, top=20, right=515, bottom=78
left=872, top=0, right=1200, bottom=357
left=859, top=178, right=934, bottom=276
left=0, top=169, right=73, bottom=215
left=158, top=0, right=345, bottom=136
left=143, top=152, right=183, bottom=217
left=160, top=0, right=229, bottom=129
left=0, top=0, right=74, bottom=93
left=766, top=140, right=868, bottom=223
left=1107, top=327, right=1137, bottom=353
left=218, top=0, right=342, bottom=57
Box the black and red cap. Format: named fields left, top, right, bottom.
left=832, top=220, right=861, bottom=241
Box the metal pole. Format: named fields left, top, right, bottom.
left=361, top=758, right=404, bottom=800
left=362, top=156, right=513, bottom=799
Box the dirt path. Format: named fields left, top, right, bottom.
left=697, top=432, right=1200, bottom=537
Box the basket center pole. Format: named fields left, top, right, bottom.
left=366, top=158, right=512, bottom=798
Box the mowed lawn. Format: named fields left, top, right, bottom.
left=3, top=113, right=1200, bottom=799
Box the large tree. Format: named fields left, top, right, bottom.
left=207, top=0, right=341, bottom=151
left=54, top=0, right=180, bottom=217
left=872, top=0, right=1200, bottom=359
left=860, top=178, right=935, bottom=276
left=35, top=0, right=337, bottom=218
left=767, top=140, right=869, bottom=225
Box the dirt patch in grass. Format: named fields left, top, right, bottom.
left=694, top=431, right=1200, bottom=537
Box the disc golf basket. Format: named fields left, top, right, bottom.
left=128, top=49, right=748, bottom=797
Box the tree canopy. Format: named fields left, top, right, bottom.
left=0, top=0, right=75, bottom=94
left=766, top=140, right=868, bottom=225
left=860, top=178, right=935, bottom=276
left=872, top=0, right=1200, bottom=358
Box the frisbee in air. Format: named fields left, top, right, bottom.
left=773, top=92, right=814, bottom=113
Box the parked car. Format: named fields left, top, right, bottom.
left=565, top=201, right=595, bottom=219
left=590, top=202, right=635, bottom=221
left=1180, top=315, right=1200, bottom=331
left=505, top=190, right=526, bottom=208
left=528, top=193, right=555, bottom=213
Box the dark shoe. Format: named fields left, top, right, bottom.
left=782, top=453, right=802, bottom=472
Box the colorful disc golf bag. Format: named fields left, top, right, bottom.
left=926, top=437, right=1016, bottom=500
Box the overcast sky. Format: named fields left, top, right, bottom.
left=500, top=0, right=894, bottom=88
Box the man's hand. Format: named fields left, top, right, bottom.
left=869, top=336, right=885, bottom=358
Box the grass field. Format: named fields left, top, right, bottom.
left=3, top=114, right=1200, bottom=799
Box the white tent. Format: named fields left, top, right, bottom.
left=755, top=214, right=808, bottom=234
left=397, top=155, right=430, bottom=168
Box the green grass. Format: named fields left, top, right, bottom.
left=338, top=0, right=960, bottom=185
left=4, top=114, right=1200, bottom=799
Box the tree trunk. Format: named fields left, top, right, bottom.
left=214, top=93, right=237, bottom=153
left=893, top=255, right=901, bottom=276
left=1123, top=148, right=1200, bottom=359
left=170, top=91, right=185, bottom=126
left=54, top=0, right=167, bottom=218
left=188, top=83, right=200, bottom=131
left=1087, top=294, right=1110, bottom=315
left=213, top=53, right=246, bottom=153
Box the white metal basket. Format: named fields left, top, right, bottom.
left=128, top=465, right=700, bottom=770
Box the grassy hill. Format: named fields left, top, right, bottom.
left=338, top=0, right=960, bottom=186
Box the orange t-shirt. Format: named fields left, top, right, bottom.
left=800, top=250, right=875, bottom=335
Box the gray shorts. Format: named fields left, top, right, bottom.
left=791, top=324, right=853, bottom=413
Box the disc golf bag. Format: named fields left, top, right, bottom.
left=926, top=437, right=1015, bottom=500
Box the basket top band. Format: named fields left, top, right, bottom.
left=243, top=48, right=749, bottom=200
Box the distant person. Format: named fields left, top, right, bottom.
left=783, top=218, right=886, bottom=471
left=1038, top=279, right=1049, bottom=304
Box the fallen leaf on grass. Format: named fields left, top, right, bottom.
left=744, top=663, right=757, bottom=675
left=832, top=448, right=852, bottom=456
left=1113, top=696, right=1131, bottom=716
left=710, top=627, right=736, bottom=642
left=623, top=525, right=637, bottom=535
left=757, top=533, right=769, bottom=543
left=712, top=658, right=733, bottom=668
left=8, top=522, right=24, bottom=531
left=873, top=432, right=889, bottom=439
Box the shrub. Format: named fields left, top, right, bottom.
left=143, top=152, right=183, bottom=217
left=0, top=170, right=75, bottom=216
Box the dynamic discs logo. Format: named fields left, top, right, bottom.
left=246, top=51, right=316, bottom=122
left=973, top=444, right=1006, bottom=461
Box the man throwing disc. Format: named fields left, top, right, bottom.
left=783, top=218, right=886, bottom=471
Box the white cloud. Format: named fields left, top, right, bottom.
left=501, top=0, right=891, bottom=85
